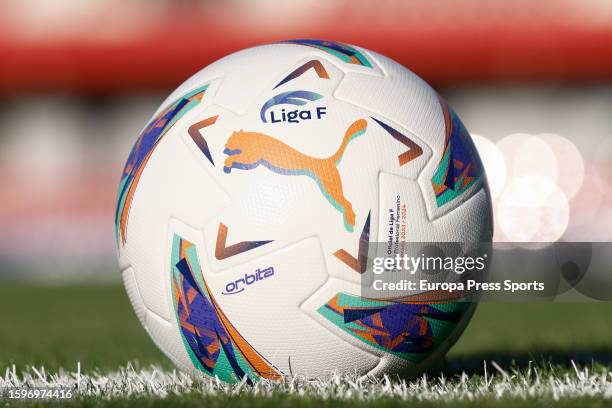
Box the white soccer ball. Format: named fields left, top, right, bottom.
left=116, top=40, right=492, bottom=383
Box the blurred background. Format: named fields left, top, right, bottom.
left=0, top=0, right=611, bottom=282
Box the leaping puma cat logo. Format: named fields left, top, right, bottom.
left=223, top=119, right=367, bottom=231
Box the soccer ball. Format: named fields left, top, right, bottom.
left=116, top=40, right=492, bottom=383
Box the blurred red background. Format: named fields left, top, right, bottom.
left=0, top=0, right=611, bottom=280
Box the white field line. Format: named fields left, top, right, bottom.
left=1, top=362, right=611, bottom=401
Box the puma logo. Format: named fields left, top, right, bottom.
left=223, top=119, right=367, bottom=231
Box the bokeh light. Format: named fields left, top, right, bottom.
left=496, top=133, right=531, bottom=173
left=539, top=133, right=585, bottom=199
left=594, top=137, right=612, bottom=190
left=497, top=176, right=569, bottom=243
left=510, top=136, right=559, bottom=184
left=563, top=165, right=606, bottom=241
left=472, top=134, right=507, bottom=201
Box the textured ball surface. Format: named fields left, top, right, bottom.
left=116, top=40, right=492, bottom=383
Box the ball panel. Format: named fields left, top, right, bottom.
left=144, top=306, right=193, bottom=374
left=379, top=173, right=492, bottom=243
left=121, top=266, right=146, bottom=327
left=167, top=222, right=381, bottom=379
left=122, top=111, right=229, bottom=320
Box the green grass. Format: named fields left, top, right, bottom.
left=17, top=395, right=612, bottom=408
left=448, top=302, right=612, bottom=375
left=1, top=284, right=611, bottom=372
left=1, top=284, right=612, bottom=406
left=0, top=285, right=167, bottom=372
left=454, top=302, right=612, bottom=355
